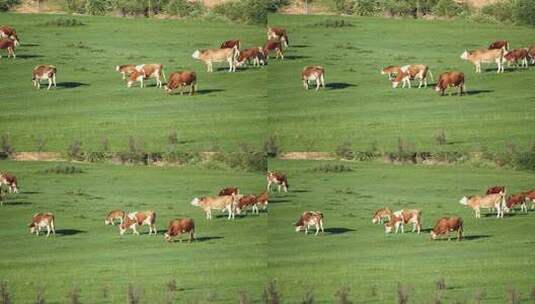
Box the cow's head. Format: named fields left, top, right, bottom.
left=434, top=83, right=443, bottom=94
left=11, top=35, right=19, bottom=47
left=384, top=222, right=394, bottom=234
left=430, top=230, right=438, bottom=240
left=392, top=81, right=400, bottom=89
left=460, top=50, right=469, bottom=60
left=115, top=65, right=121, bottom=72
left=190, top=198, right=200, bottom=207
left=164, top=232, right=172, bottom=242
left=191, top=50, right=201, bottom=59
left=372, top=216, right=379, bottom=224
left=28, top=222, right=36, bottom=232
left=294, top=224, right=303, bottom=232
left=459, top=196, right=468, bottom=206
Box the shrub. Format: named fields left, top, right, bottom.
left=352, top=0, right=381, bottom=16
left=213, top=0, right=288, bottom=24
left=165, top=0, right=205, bottom=17
left=396, top=283, right=409, bottom=304
left=126, top=284, right=141, bottom=304
left=263, top=135, right=281, bottom=158
left=480, top=0, right=514, bottom=23
left=301, top=290, right=315, bottom=304
left=334, top=0, right=355, bottom=14
left=85, top=0, right=111, bottom=15
left=0, top=0, right=19, bottom=11
left=513, top=0, right=535, bottom=26
left=335, top=141, right=354, bottom=160
left=334, top=286, right=352, bottom=304
left=383, top=0, right=416, bottom=17
left=67, top=139, right=84, bottom=161
left=164, top=150, right=201, bottom=164
left=43, top=18, right=85, bottom=27
left=433, top=0, right=463, bottom=17
left=42, top=165, right=84, bottom=174
left=263, top=281, right=281, bottom=304
left=167, top=130, right=179, bottom=146
left=0, top=280, right=11, bottom=304
left=216, top=145, right=266, bottom=172
left=0, top=132, right=14, bottom=158
left=311, top=164, right=353, bottom=173
left=313, top=19, right=354, bottom=27
left=435, top=129, right=447, bottom=145
left=513, top=151, right=535, bottom=171
left=112, top=0, right=148, bottom=16
left=68, top=287, right=81, bottom=304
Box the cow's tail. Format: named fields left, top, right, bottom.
left=151, top=211, right=156, bottom=225
left=161, top=66, right=166, bottom=82
left=233, top=45, right=239, bottom=61
left=427, top=69, right=434, bottom=81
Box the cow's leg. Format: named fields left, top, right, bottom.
left=267, top=181, right=271, bottom=192
left=315, top=224, right=319, bottom=236
left=47, top=78, right=52, bottom=90
left=140, top=78, right=144, bottom=88
left=46, top=225, right=51, bottom=237
left=37, top=81, right=41, bottom=89
left=53, top=74, right=57, bottom=88
left=305, top=225, right=309, bottom=235
left=316, top=79, right=320, bottom=91
left=303, top=80, right=308, bottom=90
left=278, top=184, right=281, bottom=192
left=283, top=184, right=288, bottom=192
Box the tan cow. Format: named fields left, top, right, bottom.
left=105, top=210, right=125, bottom=226
left=0, top=172, right=19, bottom=193
left=430, top=216, right=463, bottom=241
left=256, top=191, right=269, bottom=211
left=127, top=64, right=166, bottom=88
left=302, top=66, right=325, bottom=91
left=32, top=65, right=57, bottom=90
left=235, top=194, right=258, bottom=215
left=192, top=46, right=238, bottom=72
left=267, top=171, right=288, bottom=192
left=29, top=212, right=56, bottom=237
left=190, top=195, right=237, bottom=220
left=524, top=190, right=535, bottom=209
left=295, top=211, right=324, bottom=236
left=164, top=218, right=195, bottom=243
left=392, top=64, right=432, bottom=89
left=236, top=47, right=266, bottom=68
left=0, top=38, right=16, bottom=59
left=372, top=207, right=392, bottom=224
left=381, top=65, right=400, bottom=80
left=115, top=64, right=137, bottom=80
left=435, top=71, right=465, bottom=96
left=384, top=209, right=422, bottom=234
left=119, top=211, right=157, bottom=235
left=267, top=27, right=289, bottom=48
left=459, top=192, right=505, bottom=218
left=504, top=48, right=529, bottom=68
left=164, top=71, right=197, bottom=95
left=460, top=48, right=506, bottom=73
left=529, top=46, right=535, bottom=64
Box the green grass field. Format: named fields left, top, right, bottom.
left=0, top=13, right=266, bottom=152
left=267, top=14, right=535, bottom=152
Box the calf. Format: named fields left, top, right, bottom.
left=528, top=46, right=535, bottom=64
left=29, top=212, right=55, bottom=237
left=302, top=66, right=325, bottom=91
left=32, top=65, right=57, bottom=90
left=267, top=27, right=289, bottom=48
left=392, top=64, right=432, bottom=89
left=486, top=185, right=506, bottom=195
left=236, top=194, right=258, bottom=215
left=191, top=195, right=236, bottom=220
left=372, top=207, right=392, bottom=224
left=459, top=192, right=505, bottom=218
left=127, top=63, right=166, bottom=88
left=430, top=216, right=463, bottom=241
left=119, top=211, right=157, bottom=235
left=256, top=191, right=269, bottom=211
left=220, top=39, right=240, bottom=50
left=435, top=71, right=465, bottom=96
left=219, top=187, right=240, bottom=196
left=263, top=40, right=284, bottom=60
left=0, top=172, right=19, bottom=193
left=164, top=71, right=197, bottom=95
left=504, top=48, right=529, bottom=68
left=523, top=190, right=535, bottom=209
left=116, top=64, right=136, bottom=80
left=236, top=47, right=265, bottom=68
left=192, top=46, right=238, bottom=72
left=505, top=193, right=528, bottom=213
left=489, top=40, right=509, bottom=51
left=460, top=48, right=506, bottom=73
left=384, top=209, right=422, bottom=234
left=164, top=218, right=195, bottom=243
left=295, top=211, right=324, bottom=236
left=267, top=171, right=288, bottom=192
left=105, top=210, right=125, bottom=225
left=0, top=38, right=16, bottom=59
left=381, top=65, right=400, bottom=80
left=0, top=25, right=19, bottom=46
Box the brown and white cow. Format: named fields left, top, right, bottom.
left=256, top=191, right=269, bottom=211
left=430, top=216, right=463, bottom=241
left=372, top=207, right=392, bottom=224
left=219, top=187, right=240, bottom=197
left=459, top=192, right=505, bottom=218
left=267, top=171, right=288, bottom=192
left=486, top=185, right=506, bottom=195
left=0, top=172, right=19, bottom=193
left=32, top=65, right=57, bottom=90
left=504, top=192, right=528, bottom=213
left=460, top=48, right=506, bottom=73
left=220, top=39, right=240, bottom=50
left=384, top=209, right=422, bottom=234
left=267, top=27, right=289, bottom=48
left=116, top=64, right=137, bottom=80
left=235, top=194, right=258, bottom=215
left=105, top=210, right=125, bottom=226
left=528, top=46, right=535, bottom=64
left=119, top=211, right=157, bottom=235
left=489, top=40, right=509, bottom=51
left=164, top=71, right=197, bottom=95
left=525, top=190, right=535, bottom=209
left=295, top=211, right=324, bottom=236
left=263, top=40, right=284, bottom=60
left=381, top=65, right=400, bottom=80
left=0, top=38, right=16, bottom=59
left=127, top=64, right=166, bottom=88
left=0, top=25, right=19, bottom=46
left=435, top=71, right=465, bottom=96
left=392, top=64, right=433, bottom=89
left=302, top=66, right=325, bottom=91
left=191, top=195, right=237, bottom=220
left=504, top=48, right=529, bottom=68
left=236, top=47, right=266, bottom=68
left=164, top=218, right=195, bottom=243
left=192, top=46, right=238, bottom=73
left=29, top=212, right=55, bottom=237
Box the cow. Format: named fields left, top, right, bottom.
left=391, top=64, right=433, bottom=89
left=434, top=71, right=465, bottom=96
left=192, top=46, right=238, bottom=73
left=460, top=48, right=506, bottom=73
left=263, top=40, right=284, bottom=60
left=127, top=63, right=166, bottom=88
left=430, top=216, right=463, bottom=241
left=0, top=25, right=20, bottom=46
left=528, top=46, right=535, bottom=64
left=295, top=211, right=324, bottom=236
left=523, top=190, right=535, bottom=209
left=115, top=64, right=137, bottom=80
left=104, top=210, right=125, bottom=226
left=372, top=207, right=392, bottom=224
left=384, top=209, right=422, bottom=234
left=489, top=40, right=509, bottom=51
left=219, top=187, right=240, bottom=197
left=119, top=211, right=157, bottom=235
left=0, top=38, right=16, bottom=59
left=164, top=71, right=197, bottom=95
left=504, top=48, right=529, bottom=68
left=256, top=191, right=269, bottom=211
left=381, top=65, right=400, bottom=80
left=236, top=47, right=266, bottom=68
left=220, top=39, right=240, bottom=50
left=302, top=66, right=325, bottom=91
left=267, top=171, right=288, bottom=192
left=504, top=192, right=528, bottom=213
left=235, top=194, right=258, bottom=215
left=28, top=212, right=55, bottom=237
left=459, top=192, right=505, bottom=218
left=0, top=172, right=19, bottom=193
left=164, top=218, right=195, bottom=243
left=267, top=27, right=289, bottom=48
left=32, top=65, right=57, bottom=90
left=486, top=185, right=506, bottom=195
left=190, top=195, right=237, bottom=220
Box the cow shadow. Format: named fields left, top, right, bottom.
left=195, top=236, right=224, bottom=242
left=326, top=82, right=357, bottom=90
left=1, top=201, right=32, bottom=206
left=56, top=82, right=89, bottom=89
left=269, top=199, right=291, bottom=204
left=463, top=234, right=490, bottom=241
left=324, top=227, right=355, bottom=235
left=291, top=189, right=309, bottom=193
left=283, top=55, right=311, bottom=60
left=22, top=191, right=40, bottom=195
left=195, top=89, right=225, bottom=95
left=15, top=54, right=44, bottom=59
left=420, top=228, right=433, bottom=233
left=466, top=89, right=493, bottom=96
left=290, top=44, right=309, bottom=48
left=55, top=229, right=87, bottom=236
left=22, top=43, right=40, bottom=47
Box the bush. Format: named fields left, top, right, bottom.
left=513, top=0, right=535, bottom=26
left=383, top=0, right=416, bottom=17
left=352, top=0, right=381, bottom=16
left=313, top=19, right=354, bottom=27
left=0, top=0, right=19, bottom=11
left=85, top=0, right=111, bottom=15
left=311, top=164, right=353, bottom=173
left=479, top=0, right=514, bottom=23
left=263, top=135, right=281, bottom=158
left=165, top=0, right=205, bottom=17
left=213, top=0, right=288, bottom=24
left=42, top=165, right=84, bottom=174
left=1, top=132, right=14, bottom=158
left=433, top=0, right=463, bottom=17
left=513, top=151, right=535, bottom=171
left=112, top=0, right=148, bottom=16
left=335, top=142, right=354, bottom=160
left=43, top=18, right=85, bottom=27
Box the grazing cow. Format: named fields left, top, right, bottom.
left=164, top=218, right=195, bottom=243
left=219, top=187, right=240, bottom=197
left=105, top=210, right=125, bottom=225
left=0, top=172, right=19, bottom=193
left=372, top=207, right=392, bottom=224
left=28, top=213, right=55, bottom=237
left=0, top=38, right=16, bottom=59
left=384, top=209, right=422, bottom=234
left=504, top=48, right=529, bottom=68
left=528, top=46, right=535, bottom=64
left=459, top=193, right=505, bottom=218
left=525, top=190, right=535, bottom=209
left=236, top=47, right=266, bottom=68
left=392, top=64, right=433, bottom=89
left=164, top=71, right=197, bottom=95
left=119, top=211, right=157, bottom=235
left=263, top=40, right=284, bottom=60
left=190, top=195, right=237, bottom=220
left=381, top=65, right=400, bottom=80
left=220, top=39, right=240, bottom=50
left=430, top=216, right=463, bottom=241
left=295, top=211, right=324, bottom=236
left=267, top=171, right=288, bottom=192
left=32, top=65, right=57, bottom=90
left=302, top=66, right=325, bottom=91
left=460, top=48, right=506, bottom=73
left=256, top=191, right=269, bottom=211
left=267, top=27, right=289, bottom=48
left=489, top=40, right=509, bottom=51
left=192, top=46, right=238, bottom=73
left=127, top=63, right=166, bottom=88
left=504, top=193, right=528, bottom=213
left=435, top=71, right=465, bottom=96
left=236, top=194, right=258, bottom=215
left=0, top=25, right=19, bottom=46
left=486, top=185, right=506, bottom=195
left=115, top=64, right=136, bottom=80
